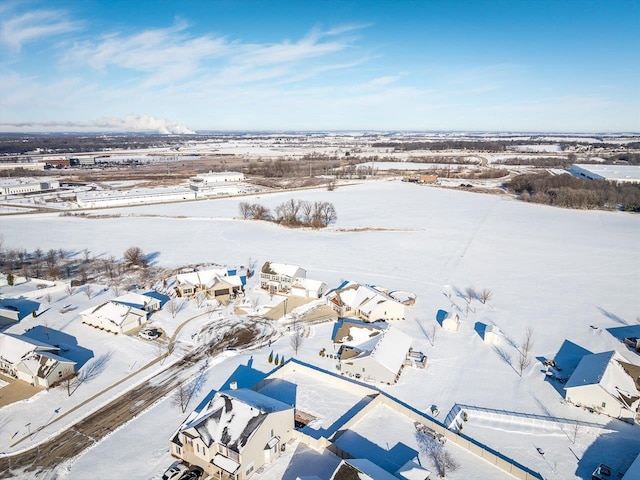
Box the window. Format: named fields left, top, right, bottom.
left=176, top=446, right=181, bottom=455
left=601, top=402, right=606, bottom=408
left=246, top=463, right=254, bottom=475
left=270, top=429, right=274, bottom=437
left=362, top=367, right=365, bottom=372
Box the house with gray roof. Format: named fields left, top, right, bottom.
left=170, top=387, right=294, bottom=479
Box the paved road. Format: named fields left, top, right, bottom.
left=0, top=322, right=272, bottom=479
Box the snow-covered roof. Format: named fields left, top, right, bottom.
left=0, top=332, right=58, bottom=365
left=181, top=389, right=291, bottom=453
left=112, top=292, right=159, bottom=309
left=334, top=284, right=403, bottom=317
left=395, top=460, right=431, bottom=480
left=176, top=268, right=230, bottom=288
left=565, top=351, right=639, bottom=405
left=291, top=278, right=327, bottom=292
left=262, top=262, right=305, bottom=278
left=343, top=326, right=412, bottom=376
left=17, top=351, right=75, bottom=378
left=332, top=319, right=385, bottom=344
left=331, top=459, right=398, bottom=480
left=80, top=301, right=145, bottom=326
left=212, top=453, right=240, bottom=474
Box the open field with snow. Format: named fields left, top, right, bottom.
left=1, top=179, right=639, bottom=479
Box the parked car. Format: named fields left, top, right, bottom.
left=180, top=467, right=204, bottom=480
left=162, top=462, right=188, bottom=480
left=139, top=328, right=161, bottom=340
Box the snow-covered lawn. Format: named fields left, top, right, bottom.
left=1, top=179, right=639, bottom=479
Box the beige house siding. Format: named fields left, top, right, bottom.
left=340, top=356, right=398, bottom=384
left=566, top=384, right=633, bottom=421
left=171, top=400, right=294, bottom=480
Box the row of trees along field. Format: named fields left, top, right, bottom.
left=506, top=172, right=640, bottom=212
left=240, top=199, right=337, bottom=228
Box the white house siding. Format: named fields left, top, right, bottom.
left=566, top=384, right=634, bottom=422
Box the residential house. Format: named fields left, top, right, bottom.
left=290, top=278, right=328, bottom=299
left=80, top=301, right=147, bottom=335
left=327, top=282, right=406, bottom=322
left=112, top=292, right=162, bottom=313
left=170, top=387, right=294, bottom=480
left=332, top=318, right=385, bottom=346
left=0, top=332, right=76, bottom=387
left=260, top=262, right=306, bottom=294
left=564, top=351, right=640, bottom=423
left=337, top=326, right=413, bottom=384
left=175, top=268, right=245, bottom=302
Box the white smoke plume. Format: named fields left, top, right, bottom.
left=0, top=114, right=195, bottom=135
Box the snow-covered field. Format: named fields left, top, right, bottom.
left=1, top=179, right=639, bottom=479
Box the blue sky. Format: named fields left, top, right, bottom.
left=0, top=0, right=638, bottom=133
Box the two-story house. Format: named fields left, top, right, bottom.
left=259, top=262, right=306, bottom=294
left=170, top=387, right=294, bottom=479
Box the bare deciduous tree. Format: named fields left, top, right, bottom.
left=110, top=280, right=121, bottom=296
left=290, top=326, right=305, bottom=356
left=196, top=292, right=207, bottom=308
left=124, top=246, right=147, bottom=268
left=571, top=420, right=581, bottom=444
left=517, top=327, right=535, bottom=376
left=46, top=249, right=58, bottom=279
left=65, top=283, right=74, bottom=296
left=432, top=446, right=460, bottom=478
left=465, top=287, right=476, bottom=304
left=62, top=374, right=79, bottom=397
left=85, top=283, right=94, bottom=299
left=173, top=368, right=208, bottom=413
left=479, top=288, right=493, bottom=304
left=430, top=324, right=437, bottom=346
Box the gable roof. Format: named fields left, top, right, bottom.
left=565, top=351, right=640, bottom=410
left=291, top=278, right=327, bottom=292
left=333, top=283, right=403, bottom=317
left=261, top=262, right=305, bottom=278
left=176, top=268, right=232, bottom=289
left=181, top=388, right=292, bottom=453
left=80, top=301, right=146, bottom=326
left=112, top=292, right=159, bottom=310
left=342, top=326, right=412, bottom=376
left=0, top=332, right=58, bottom=365
left=17, top=351, right=75, bottom=378
left=332, top=318, right=385, bottom=344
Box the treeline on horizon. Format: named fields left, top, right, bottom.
left=373, top=140, right=640, bottom=153
left=506, top=172, right=640, bottom=212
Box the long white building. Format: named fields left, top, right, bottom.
left=570, top=164, right=640, bottom=184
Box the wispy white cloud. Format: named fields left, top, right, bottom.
left=0, top=8, right=81, bottom=51
left=325, top=23, right=373, bottom=36
left=62, top=21, right=366, bottom=90
left=64, top=22, right=230, bottom=85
